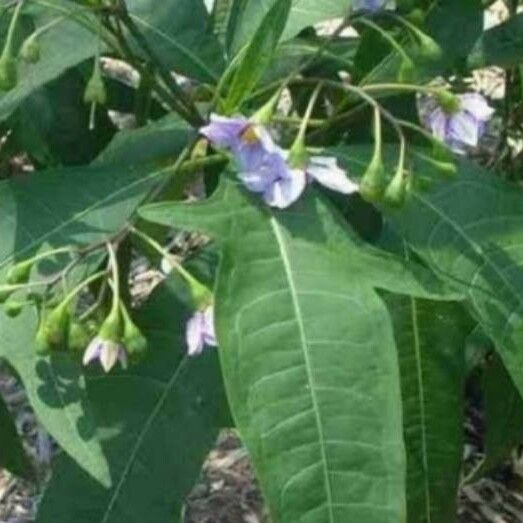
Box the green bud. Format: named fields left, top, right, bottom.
left=406, top=8, right=425, bottom=26
left=4, top=300, right=23, bottom=318
left=416, top=33, right=443, bottom=63
left=35, top=311, right=51, bottom=355
left=68, top=321, right=92, bottom=353
left=435, top=89, right=461, bottom=115
left=0, top=286, right=14, bottom=304
left=98, top=305, right=123, bottom=342
left=188, top=278, right=213, bottom=310
left=6, top=260, right=33, bottom=285
left=43, top=302, right=70, bottom=347
left=20, top=34, right=41, bottom=64
left=0, top=53, right=17, bottom=92
left=397, top=58, right=416, bottom=83
left=251, top=89, right=281, bottom=125
left=360, top=157, right=388, bottom=203
left=121, top=305, right=147, bottom=362
left=84, top=62, right=107, bottom=106
left=384, top=170, right=409, bottom=208
left=287, top=139, right=309, bottom=170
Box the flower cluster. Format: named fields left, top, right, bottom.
left=200, top=115, right=358, bottom=209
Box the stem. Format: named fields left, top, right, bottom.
left=129, top=226, right=198, bottom=287
left=61, top=270, right=107, bottom=308
left=3, top=0, right=24, bottom=56
left=107, top=242, right=120, bottom=314
left=116, top=0, right=203, bottom=125
left=295, top=82, right=324, bottom=145
left=362, top=83, right=444, bottom=96
left=356, top=18, right=410, bottom=61
left=27, top=246, right=73, bottom=265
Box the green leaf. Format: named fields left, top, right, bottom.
left=37, top=278, right=227, bottom=523
left=94, top=114, right=189, bottom=167
left=385, top=294, right=472, bottom=523
left=229, top=0, right=352, bottom=55
left=0, top=389, right=34, bottom=479
left=337, top=146, right=523, bottom=405
left=140, top=177, right=466, bottom=522
left=0, top=158, right=182, bottom=481
left=468, top=13, right=523, bottom=68
left=476, top=355, right=523, bottom=479
left=126, top=0, right=225, bottom=82
left=0, top=311, right=111, bottom=485
left=225, top=0, right=292, bottom=112
left=0, top=2, right=99, bottom=122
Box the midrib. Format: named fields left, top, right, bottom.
left=270, top=217, right=335, bottom=523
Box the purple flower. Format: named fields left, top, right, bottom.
left=186, top=305, right=217, bottom=357
left=239, top=153, right=357, bottom=209
left=422, top=93, right=495, bottom=154
left=83, top=337, right=128, bottom=373
left=200, top=114, right=277, bottom=170
left=353, top=0, right=396, bottom=12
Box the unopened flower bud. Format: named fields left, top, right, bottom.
left=4, top=300, right=23, bottom=318
left=42, top=302, right=70, bottom=347
left=20, top=33, right=40, bottom=64
left=416, top=33, right=443, bottom=63
left=384, top=170, right=409, bottom=207
left=0, top=54, right=17, bottom=92
left=0, top=286, right=14, bottom=304
left=68, top=321, right=92, bottom=353
left=360, top=157, right=387, bottom=203
left=6, top=260, right=33, bottom=285
left=121, top=305, right=147, bottom=362
left=35, top=312, right=51, bottom=355
left=84, top=62, right=107, bottom=106
left=397, top=57, right=415, bottom=83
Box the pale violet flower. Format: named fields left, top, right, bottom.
left=352, top=0, right=396, bottom=12
left=186, top=305, right=217, bottom=357
left=83, top=337, right=128, bottom=373
left=421, top=93, right=495, bottom=154
left=200, top=114, right=277, bottom=170
left=239, top=152, right=358, bottom=209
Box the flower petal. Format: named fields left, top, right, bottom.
left=186, top=312, right=204, bottom=357
left=100, top=342, right=121, bottom=373
left=308, top=156, right=359, bottom=194
left=202, top=306, right=217, bottom=346
left=425, top=107, right=449, bottom=142
left=82, top=338, right=102, bottom=366
left=200, top=114, right=248, bottom=149
left=264, top=169, right=307, bottom=209
left=448, top=112, right=480, bottom=147
left=460, top=93, right=495, bottom=121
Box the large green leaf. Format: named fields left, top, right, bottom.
left=0, top=1, right=98, bottom=122
left=126, top=0, right=225, bottom=82
left=37, top=278, right=226, bottom=523
left=0, top=389, right=33, bottom=479
left=225, top=0, right=292, bottom=111
left=140, top=177, right=461, bottom=522
left=468, top=13, right=523, bottom=69
left=476, top=355, right=523, bottom=479
left=385, top=294, right=471, bottom=523
left=0, top=158, right=180, bottom=481
left=229, top=0, right=352, bottom=55
left=337, top=147, right=523, bottom=403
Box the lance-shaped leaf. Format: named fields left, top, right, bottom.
left=37, top=278, right=227, bottom=523
left=336, top=146, right=523, bottom=402
left=141, top=177, right=461, bottom=522
left=385, top=294, right=472, bottom=523
left=0, top=390, right=34, bottom=480
left=224, top=0, right=292, bottom=112
left=228, top=0, right=351, bottom=55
